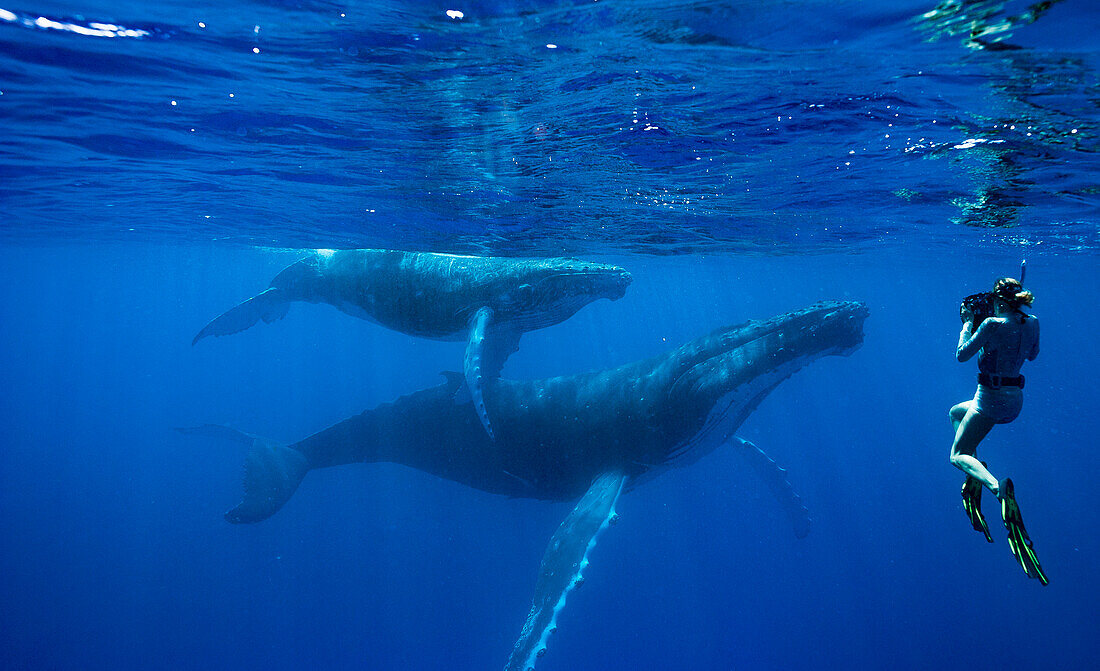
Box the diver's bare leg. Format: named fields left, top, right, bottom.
left=949, top=401, right=971, bottom=432
left=950, top=405, right=999, bottom=496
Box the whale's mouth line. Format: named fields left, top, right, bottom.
left=530, top=269, right=632, bottom=300
left=540, top=269, right=630, bottom=281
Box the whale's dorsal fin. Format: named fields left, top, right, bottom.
left=439, top=370, right=472, bottom=404
left=506, top=470, right=627, bottom=671
left=463, top=307, right=522, bottom=440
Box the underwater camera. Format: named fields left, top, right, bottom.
left=960, top=292, right=994, bottom=326
left=960, top=260, right=1027, bottom=326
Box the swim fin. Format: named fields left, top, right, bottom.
left=999, top=478, right=1049, bottom=586
left=961, top=474, right=993, bottom=543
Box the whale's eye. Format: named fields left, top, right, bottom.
left=511, top=283, right=534, bottom=301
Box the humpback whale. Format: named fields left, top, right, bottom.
left=187, top=300, right=867, bottom=670
left=192, top=249, right=632, bottom=439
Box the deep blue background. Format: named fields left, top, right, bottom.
left=1, top=244, right=1096, bottom=670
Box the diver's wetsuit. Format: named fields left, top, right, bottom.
left=957, top=313, right=1040, bottom=423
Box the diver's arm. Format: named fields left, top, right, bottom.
left=957, top=319, right=994, bottom=362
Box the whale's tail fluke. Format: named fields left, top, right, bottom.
left=177, top=425, right=309, bottom=523
left=192, top=288, right=290, bottom=345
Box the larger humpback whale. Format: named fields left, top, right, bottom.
left=193, top=248, right=632, bottom=439
left=187, top=300, right=867, bottom=670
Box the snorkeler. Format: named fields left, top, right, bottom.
left=950, top=275, right=1047, bottom=585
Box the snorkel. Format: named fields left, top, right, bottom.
left=1016, top=259, right=1030, bottom=316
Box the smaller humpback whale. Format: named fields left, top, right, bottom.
left=185, top=300, right=867, bottom=670
left=192, top=248, right=632, bottom=439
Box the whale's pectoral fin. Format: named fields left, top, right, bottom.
left=506, top=470, right=627, bottom=671
left=177, top=424, right=309, bottom=523
left=734, top=436, right=812, bottom=539
left=464, top=307, right=497, bottom=439
left=463, top=307, right=521, bottom=440
left=192, top=287, right=290, bottom=345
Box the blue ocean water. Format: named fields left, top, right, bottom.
left=1, top=2, right=1098, bottom=670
